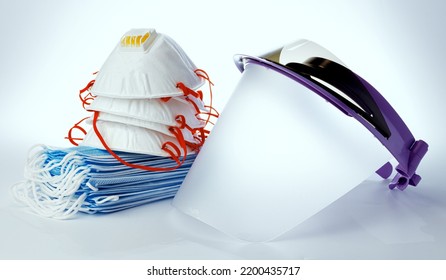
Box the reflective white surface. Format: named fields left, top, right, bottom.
left=2, top=167, right=445, bottom=259
left=1, top=0, right=446, bottom=259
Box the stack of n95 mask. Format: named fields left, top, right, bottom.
left=12, top=29, right=217, bottom=219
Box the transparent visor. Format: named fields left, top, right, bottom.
left=172, top=40, right=390, bottom=241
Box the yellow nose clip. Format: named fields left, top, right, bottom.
left=119, top=29, right=157, bottom=52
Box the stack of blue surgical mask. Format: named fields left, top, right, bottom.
left=12, top=145, right=196, bottom=219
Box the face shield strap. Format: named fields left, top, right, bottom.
left=287, top=57, right=391, bottom=138
left=235, top=55, right=428, bottom=190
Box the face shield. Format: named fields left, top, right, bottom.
left=172, top=39, right=428, bottom=242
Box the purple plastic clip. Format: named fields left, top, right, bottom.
left=234, top=54, right=429, bottom=191
left=388, top=139, right=428, bottom=190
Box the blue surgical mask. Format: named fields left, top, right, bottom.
left=12, top=145, right=197, bottom=219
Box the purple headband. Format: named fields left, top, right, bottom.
left=234, top=54, right=428, bottom=190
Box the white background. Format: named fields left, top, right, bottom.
left=0, top=0, right=445, bottom=260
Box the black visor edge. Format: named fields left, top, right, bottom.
left=282, top=58, right=391, bottom=139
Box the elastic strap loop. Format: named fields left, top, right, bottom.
left=204, top=105, right=220, bottom=118
left=185, top=141, right=201, bottom=151
left=197, top=116, right=216, bottom=126
left=79, top=80, right=95, bottom=95
left=196, top=89, right=204, bottom=100
left=195, top=69, right=214, bottom=86
left=168, top=126, right=188, bottom=157
left=65, top=117, right=89, bottom=146
left=92, top=111, right=187, bottom=172
left=177, top=69, right=220, bottom=128
left=175, top=115, right=200, bottom=136
left=195, top=127, right=211, bottom=143
left=161, top=142, right=181, bottom=165
left=79, top=79, right=96, bottom=110
left=176, top=82, right=202, bottom=99
left=185, top=97, right=202, bottom=114
left=175, top=115, right=187, bottom=129
left=195, top=69, right=219, bottom=127
left=175, top=115, right=210, bottom=147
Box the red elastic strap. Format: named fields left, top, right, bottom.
left=160, top=97, right=172, bottom=102
left=196, top=90, right=204, bottom=100
left=163, top=126, right=189, bottom=164
left=79, top=79, right=95, bottom=95
left=175, top=115, right=188, bottom=129
left=185, top=141, right=202, bottom=152
left=65, top=117, right=89, bottom=146
left=194, top=69, right=214, bottom=86
left=161, top=142, right=181, bottom=165
left=192, top=128, right=206, bottom=146
left=92, top=111, right=187, bottom=172
left=194, top=128, right=208, bottom=142
left=178, top=70, right=220, bottom=127
left=81, top=96, right=96, bottom=111
left=195, top=69, right=216, bottom=126
left=204, top=105, right=220, bottom=117
left=168, top=126, right=188, bottom=157
left=79, top=79, right=96, bottom=110
left=175, top=115, right=201, bottom=136
left=174, top=69, right=219, bottom=150
left=174, top=115, right=207, bottom=150
left=185, top=97, right=201, bottom=115
left=176, top=82, right=202, bottom=100
left=197, top=116, right=216, bottom=126
left=200, top=111, right=220, bottom=119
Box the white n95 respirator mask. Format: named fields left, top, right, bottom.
left=90, top=28, right=205, bottom=99
left=86, top=96, right=204, bottom=129
left=66, top=28, right=217, bottom=172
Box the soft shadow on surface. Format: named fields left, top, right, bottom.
left=278, top=179, right=439, bottom=242
left=169, top=173, right=446, bottom=259
left=271, top=176, right=446, bottom=259
left=2, top=162, right=445, bottom=259
left=169, top=208, right=306, bottom=259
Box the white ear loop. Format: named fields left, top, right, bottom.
left=11, top=145, right=90, bottom=219
left=11, top=181, right=87, bottom=219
